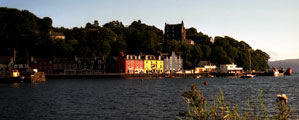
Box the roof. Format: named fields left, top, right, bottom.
left=165, top=21, right=185, bottom=30
left=197, top=61, right=213, bottom=67
left=165, top=24, right=183, bottom=30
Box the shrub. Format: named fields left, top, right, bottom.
left=177, top=84, right=297, bottom=120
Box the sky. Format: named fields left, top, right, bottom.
left=1, top=0, right=299, bottom=61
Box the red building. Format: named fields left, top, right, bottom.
left=116, top=52, right=125, bottom=73
left=31, top=58, right=54, bottom=74
left=125, top=55, right=144, bottom=74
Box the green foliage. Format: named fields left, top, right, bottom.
left=186, top=28, right=211, bottom=45
left=0, top=7, right=270, bottom=71
left=178, top=84, right=297, bottom=120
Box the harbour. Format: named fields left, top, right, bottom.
left=0, top=74, right=298, bottom=119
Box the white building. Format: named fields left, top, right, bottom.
left=163, top=51, right=183, bottom=73
left=219, top=63, right=243, bottom=73
left=204, top=64, right=217, bottom=72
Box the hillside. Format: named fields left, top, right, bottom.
left=268, top=59, right=299, bottom=73
left=0, top=7, right=270, bottom=70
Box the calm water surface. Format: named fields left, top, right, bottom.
left=1, top=74, right=299, bottom=119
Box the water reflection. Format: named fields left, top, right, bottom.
left=0, top=75, right=298, bottom=119
left=11, top=83, right=21, bottom=88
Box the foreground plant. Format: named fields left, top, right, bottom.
left=177, top=84, right=297, bottom=120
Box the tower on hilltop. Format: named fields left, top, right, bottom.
left=164, top=21, right=186, bottom=42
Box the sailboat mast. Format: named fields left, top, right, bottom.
left=249, top=49, right=251, bottom=73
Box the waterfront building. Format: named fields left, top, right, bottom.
left=31, top=58, right=54, bottom=74
left=195, top=67, right=205, bottom=73
left=125, top=55, right=144, bottom=74
left=116, top=52, right=126, bottom=73
left=218, top=63, right=243, bottom=73
left=31, top=57, right=104, bottom=74
left=163, top=51, right=183, bottom=73
left=195, top=61, right=216, bottom=73
left=164, top=21, right=186, bottom=42
left=144, top=55, right=163, bottom=73
left=76, top=57, right=104, bottom=74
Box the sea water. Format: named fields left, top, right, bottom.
left=0, top=74, right=299, bottom=119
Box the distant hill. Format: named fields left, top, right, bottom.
left=268, top=59, right=299, bottom=73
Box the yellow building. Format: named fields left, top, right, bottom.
left=144, top=55, right=163, bottom=73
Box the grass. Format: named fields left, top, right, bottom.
left=177, top=84, right=298, bottom=120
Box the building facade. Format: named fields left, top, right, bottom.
left=163, top=51, right=183, bottom=73
left=144, top=55, right=163, bottom=73
left=164, top=21, right=186, bottom=41
left=116, top=52, right=126, bottom=73
left=218, top=63, right=243, bottom=73
left=125, top=55, right=144, bottom=74
left=195, top=61, right=216, bottom=73
left=31, top=58, right=54, bottom=74
left=31, top=57, right=104, bottom=74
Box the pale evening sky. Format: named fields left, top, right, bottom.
left=1, top=0, right=299, bottom=61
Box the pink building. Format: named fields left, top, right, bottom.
left=125, top=55, right=144, bottom=74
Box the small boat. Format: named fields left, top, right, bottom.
left=164, top=74, right=170, bottom=78
left=264, top=67, right=284, bottom=77
left=240, top=74, right=255, bottom=78
left=196, top=75, right=201, bottom=78
left=208, top=75, right=215, bottom=78
left=284, top=67, right=292, bottom=76
left=0, top=69, right=46, bottom=83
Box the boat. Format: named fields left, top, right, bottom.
left=264, top=67, right=284, bottom=77
left=0, top=69, right=46, bottom=83
left=240, top=74, right=255, bottom=78
left=0, top=70, right=23, bottom=83
left=164, top=73, right=171, bottom=78
left=196, top=75, right=201, bottom=78
left=284, top=67, right=292, bottom=76
left=240, top=49, right=254, bottom=79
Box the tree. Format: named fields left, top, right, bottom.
left=163, top=40, right=179, bottom=53
left=0, top=7, right=271, bottom=70
left=211, top=46, right=233, bottom=65
left=200, top=45, right=211, bottom=60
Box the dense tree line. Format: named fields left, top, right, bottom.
left=0, top=7, right=269, bottom=71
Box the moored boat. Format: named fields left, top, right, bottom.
left=0, top=70, right=23, bottom=83
left=264, top=67, right=284, bottom=77
left=240, top=74, right=255, bottom=78
left=284, top=67, right=292, bottom=76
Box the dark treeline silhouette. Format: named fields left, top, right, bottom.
left=0, top=7, right=269, bottom=71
